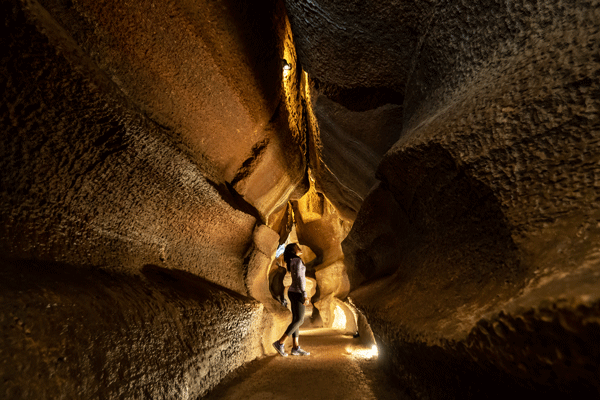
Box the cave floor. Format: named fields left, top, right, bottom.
left=203, top=328, right=407, bottom=399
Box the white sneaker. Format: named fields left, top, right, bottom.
left=291, top=346, right=310, bottom=356
left=272, top=341, right=288, bottom=357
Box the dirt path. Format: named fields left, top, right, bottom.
left=203, top=329, right=407, bottom=400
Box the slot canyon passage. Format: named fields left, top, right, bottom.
left=1, top=0, right=600, bottom=398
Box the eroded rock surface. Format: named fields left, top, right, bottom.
left=341, top=0, right=600, bottom=397
left=1, top=0, right=258, bottom=292
left=1, top=261, right=265, bottom=399
left=284, top=0, right=409, bottom=220
left=36, top=0, right=307, bottom=220
left=291, top=185, right=356, bottom=330
left=2, top=0, right=600, bottom=398
left=0, top=0, right=299, bottom=397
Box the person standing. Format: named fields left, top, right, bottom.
left=272, top=243, right=310, bottom=356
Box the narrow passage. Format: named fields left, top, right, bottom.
left=203, top=329, right=406, bottom=400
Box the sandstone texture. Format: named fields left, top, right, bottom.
left=1, top=0, right=296, bottom=397
left=35, top=0, right=307, bottom=221
left=1, top=260, right=264, bottom=399
left=284, top=0, right=409, bottom=220
left=292, top=184, right=355, bottom=331
left=1, top=0, right=260, bottom=291
left=336, top=0, right=600, bottom=397
left=2, top=0, right=600, bottom=398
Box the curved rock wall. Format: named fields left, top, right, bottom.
left=306, top=83, right=404, bottom=220
left=37, top=0, right=307, bottom=220
left=1, top=0, right=297, bottom=397
left=340, top=0, right=600, bottom=397
left=283, top=0, right=426, bottom=90
left=1, top=0, right=257, bottom=291
left=2, top=261, right=264, bottom=399
left=284, top=0, right=412, bottom=220
left=292, top=185, right=353, bottom=329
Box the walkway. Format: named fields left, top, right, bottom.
left=203, top=329, right=407, bottom=400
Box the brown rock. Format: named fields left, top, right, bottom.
left=343, top=0, right=600, bottom=396
left=2, top=0, right=600, bottom=397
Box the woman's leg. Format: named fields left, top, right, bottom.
left=290, top=299, right=305, bottom=348
left=283, top=292, right=305, bottom=341
left=290, top=298, right=310, bottom=355
left=277, top=333, right=288, bottom=344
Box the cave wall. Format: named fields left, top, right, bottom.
left=334, top=0, right=600, bottom=397
left=1, top=0, right=262, bottom=291
left=306, top=83, right=404, bottom=220
left=285, top=0, right=412, bottom=220
left=291, top=184, right=354, bottom=329
left=1, top=0, right=299, bottom=397
left=35, top=0, right=307, bottom=220
left=1, top=260, right=265, bottom=399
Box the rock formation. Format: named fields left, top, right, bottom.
left=1, top=0, right=301, bottom=397
left=1, top=0, right=599, bottom=398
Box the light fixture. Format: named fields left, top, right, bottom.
left=345, top=343, right=379, bottom=359
left=283, top=59, right=292, bottom=71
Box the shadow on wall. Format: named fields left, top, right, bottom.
left=346, top=142, right=525, bottom=338
left=268, top=261, right=288, bottom=306
left=141, top=264, right=254, bottom=303
left=212, top=0, right=284, bottom=111
left=344, top=141, right=600, bottom=396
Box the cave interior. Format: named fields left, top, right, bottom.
left=1, top=0, right=600, bottom=398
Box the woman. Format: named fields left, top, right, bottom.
left=272, top=243, right=310, bottom=356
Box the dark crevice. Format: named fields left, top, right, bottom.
left=289, top=87, right=312, bottom=201
left=230, top=138, right=270, bottom=187
left=268, top=100, right=283, bottom=124
left=205, top=178, right=263, bottom=223
left=241, top=252, right=253, bottom=293
left=311, top=77, right=405, bottom=112
left=142, top=110, right=174, bottom=132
